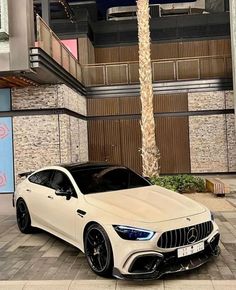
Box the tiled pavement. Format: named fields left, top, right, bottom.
left=1, top=194, right=236, bottom=289
left=0, top=213, right=236, bottom=281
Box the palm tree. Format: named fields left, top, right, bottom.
left=136, top=0, right=160, bottom=178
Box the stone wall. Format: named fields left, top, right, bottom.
left=12, top=85, right=88, bottom=181
left=12, top=84, right=86, bottom=115
left=13, top=115, right=61, bottom=176
left=189, top=115, right=228, bottom=173
left=188, top=91, right=236, bottom=173
left=10, top=85, right=236, bottom=176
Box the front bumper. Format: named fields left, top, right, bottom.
left=113, top=233, right=220, bottom=280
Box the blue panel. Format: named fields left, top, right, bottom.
left=0, top=117, right=14, bottom=193
left=0, top=89, right=11, bottom=112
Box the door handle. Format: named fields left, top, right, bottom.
left=77, top=209, right=86, bottom=217
left=26, top=189, right=31, bottom=193
left=48, top=195, right=54, bottom=199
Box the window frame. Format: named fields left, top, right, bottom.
left=28, top=170, right=54, bottom=188
left=49, top=170, right=78, bottom=199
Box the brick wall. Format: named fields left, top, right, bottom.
left=188, top=91, right=236, bottom=173
left=12, top=85, right=88, bottom=181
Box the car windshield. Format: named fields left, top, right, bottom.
left=70, top=166, right=150, bottom=194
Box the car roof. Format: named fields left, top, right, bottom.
left=19, top=162, right=123, bottom=178
left=61, top=162, right=119, bottom=172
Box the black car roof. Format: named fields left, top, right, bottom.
left=61, top=162, right=119, bottom=172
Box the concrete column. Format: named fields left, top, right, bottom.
left=229, top=0, right=236, bottom=130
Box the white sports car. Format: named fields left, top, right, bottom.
left=14, top=163, right=220, bottom=280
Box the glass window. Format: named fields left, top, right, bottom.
left=50, top=170, right=77, bottom=197
left=0, top=89, right=11, bottom=112
left=70, top=166, right=150, bottom=195
left=28, top=170, right=53, bottom=187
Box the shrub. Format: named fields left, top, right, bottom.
left=150, top=174, right=206, bottom=193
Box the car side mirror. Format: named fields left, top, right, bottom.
left=55, top=189, right=72, bottom=200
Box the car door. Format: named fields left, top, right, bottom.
left=26, top=170, right=55, bottom=228
left=45, top=170, right=78, bottom=242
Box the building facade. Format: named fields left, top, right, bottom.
left=0, top=0, right=235, bottom=193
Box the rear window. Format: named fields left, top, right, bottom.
left=28, top=170, right=53, bottom=187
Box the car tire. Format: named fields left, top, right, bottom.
left=16, top=199, right=33, bottom=234
left=84, top=223, right=113, bottom=277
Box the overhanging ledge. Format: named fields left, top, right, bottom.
left=86, top=79, right=233, bottom=98
left=29, top=48, right=86, bottom=96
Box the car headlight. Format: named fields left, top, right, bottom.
left=211, top=211, right=215, bottom=221
left=113, top=225, right=155, bottom=241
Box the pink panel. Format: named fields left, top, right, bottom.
left=61, top=39, right=78, bottom=59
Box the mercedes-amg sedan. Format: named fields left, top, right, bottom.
left=14, top=163, right=220, bottom=279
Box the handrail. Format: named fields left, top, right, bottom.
left=83, top=55, right=232, bottom=67
left=36, top=14, right=83, bottom=83
left=82, top=55, right=232, bottom=86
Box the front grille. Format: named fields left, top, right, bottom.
left=157, top=221, right=213, bottom=249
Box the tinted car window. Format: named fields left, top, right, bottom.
left=70, top=166, right=150, bottom=195
left=28, top=170, right=53, bottom=187
left=50, top=170, right=77, bottom=197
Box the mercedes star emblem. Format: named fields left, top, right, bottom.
left=187, top=227, right=198, bottom=244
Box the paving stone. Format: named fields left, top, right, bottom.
left=220, top=233, right=236, bottom=243
left=0, top=210, right=236, bottom=282
left=222, top=213, right=236, bottom=219
left=70, top=280, right=117, bottom=290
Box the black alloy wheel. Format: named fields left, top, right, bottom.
left=84, top=224, right=113, bottom=277
left=16, top=199, right=32, bottom=234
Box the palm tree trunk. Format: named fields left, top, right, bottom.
left=137, top=0, right=160, bottom=178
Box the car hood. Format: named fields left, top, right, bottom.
left=84, top=185, right=206, bottom=223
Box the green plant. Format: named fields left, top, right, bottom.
left=150, top=174, right=206, bottom=193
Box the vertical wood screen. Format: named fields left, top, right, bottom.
left=88, top=94, right=191, bottom=174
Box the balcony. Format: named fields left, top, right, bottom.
left=82, top=55, right=232, bottom=87
left=0, top=12, right=233, bottom=93
left=33, top=15, right=232, bottom=91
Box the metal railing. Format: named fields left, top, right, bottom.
left=82, top=55, right=232, bottom=87
left=35, top=15, right=232, bottom=88
left=35, top=15, right=82, bottom=83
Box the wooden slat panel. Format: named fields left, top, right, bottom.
left=0, top=79, right=15, bottom=88
left=156, top=116, right=191, bottom=174
left=94, top=39, right=231, bottom=64
left=152, top=61, right=175, bottom=81
left=95, top=47, right=120, bottom=63
left=78, top=38, right=87, bottom=64
left=61, top=47, right=70, bottom=72
left=52, top=35, right=62, bottom=65
left=0, top=76, right=37, bottom=88
left=200, top=57, right=226, bottom=79
left=153, top=94, right=188, bottom=113
left=208, top=39, right=231, bottom=56
left=178, top=40, right=209, bottom=57
left=78, top=38, right=95, bottom=64
left=88, top=115, right=190, bottom=174
left=103, top=120, right=122, bottom=164
left=129, top=63, right=139, bottom=84
left=119, top=45, right=139, bottom=62
left=88, top=120, right=105, bottom=162
left=83, top=66, right=105, bottom=86
left=120, top=119, right=142, bottom=173
left=177, top=59, right=199, bottom=80
left=151, top=42, right=179, bottom=59
left=106, top=64, right=128, bottom=85
left=119, top=97, right=141, bottom=115
left=87, top=98, right=119, bottom=116
left=226, top=56, right=232, bottom=77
